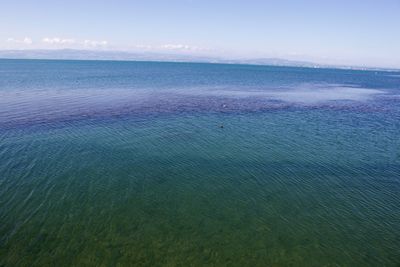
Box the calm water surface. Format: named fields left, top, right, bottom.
left=0, top=59, right=399, bottom=266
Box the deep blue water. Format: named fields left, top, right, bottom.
left=0, top=59, right=399, bottom=266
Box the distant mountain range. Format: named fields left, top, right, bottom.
left=0, top=49, right=397, bottom=71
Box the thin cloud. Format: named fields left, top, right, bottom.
left=7, top=37, right=33, bottom=45
left=42, top=37, right=76, bottom=45
left=161, top=44, right=204, bottom=51
left=83, top=40, right=108, bottom=48
left=40, top=37, right=108, bottom=49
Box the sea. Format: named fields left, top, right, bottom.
left=0, top=59, right=399, bottom=266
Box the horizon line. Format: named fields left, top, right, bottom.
left=0, top=49, right=399, bottom=72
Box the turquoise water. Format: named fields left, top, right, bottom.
left=0, top=59, right=399, bottom=266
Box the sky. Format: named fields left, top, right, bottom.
left=1, top=0, right=400, bottom=68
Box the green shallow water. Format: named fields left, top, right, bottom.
left=0, top=60, right=400, bottom=266
left=1, top=111, right=399, bottom=266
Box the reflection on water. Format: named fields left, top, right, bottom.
left=0, top=59, right=399, bottom=266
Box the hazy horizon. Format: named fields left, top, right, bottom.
left=1, top=48, right=400, bottom=70
left=1, top=0, right=400, bottom=69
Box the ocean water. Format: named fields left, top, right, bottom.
left=0, top=59, right=399, bottom=266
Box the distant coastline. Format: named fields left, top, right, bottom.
left=0, top=49, right=398, bottom=72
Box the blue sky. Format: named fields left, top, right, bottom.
left=1, top=0, right=400, bottom=68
